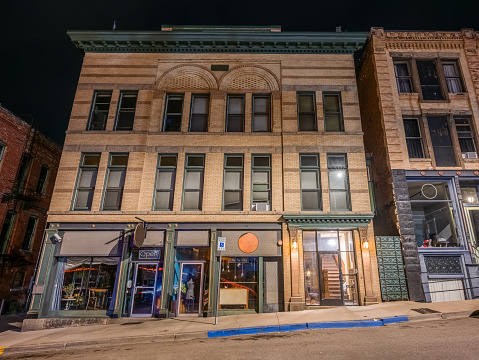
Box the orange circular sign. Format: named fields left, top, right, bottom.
left=238, top=233, right=259, bottom=253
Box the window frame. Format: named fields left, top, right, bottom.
left=393, top=61, right=414, bottom=93
left=327, top=154, right=351, bottom=211
left=153, top=154, right=177, bottom=211
left=72, top=153, right=101, bottom=211
left=323, top=92, right=344, bottom=132
left=114, top=90, right=138, bottom=131
left=189, top=94, right=209, bottom=132
left=403, top=118, right=426, bottom=159
left=101, top=153, right=129, bottom=211
left=13, top=153, right=31, bottom=194
left=297, top=92, right=317, bottom=132
left=300, top=154, right=322, bottom=211
left=163, top=93, right=185, bottom=132
left=442, top=60, right=465, bottom=94
left=416, top=59, right=446, bottom=101
left=87, top=90, right=112, bottom=131
left=21, top=216, right=37, bottom=250
left=181, top=154, right=205, bottom=211
left=222, top=154, right=244, bottom=211
left=251, top=154, right=271, bottom=211
left=0, top=210, right=15, bottom=254
left=0, top=142, right=6, bottom=170
left=36, top=165, right=49, bottom=194
left=226, top=94, right=245, bottom=132
left=455, top=117, right=477, bottom=156
left=252, top=94, right=271, bottom=132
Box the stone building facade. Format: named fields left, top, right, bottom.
left=0, top=105, right=61, bottom=311
left=29, top=26, right=380, bottom=320
left=357, top=28, right=479, bottom=302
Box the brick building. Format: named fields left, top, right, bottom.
left=0, top=105, right=61, bottom=311
left=29, top=26, right=380, bottom=320
left=357, top=28, right=479, bottom=302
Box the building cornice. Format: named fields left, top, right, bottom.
left=282, top=214, right=373, bottom=228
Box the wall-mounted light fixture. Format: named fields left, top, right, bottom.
left=362, top=240, right=369, bottom=249
left=292, top=238, right=298, bottom=249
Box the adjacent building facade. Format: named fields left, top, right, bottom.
left=0, top=105, right=61, bottom=311
left=357, top=28, right=479, bottom=302
left=28, top=26, right=380, bottom=320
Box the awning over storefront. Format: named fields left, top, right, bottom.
left=176, top=230, right=209, bottom=247
left=142, top=230, right=165, bottom=247
left=58, top=231, right=123, bottom=256
left=219, top=230, right=281, bottom=257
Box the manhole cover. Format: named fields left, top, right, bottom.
left=411, top=308, right=440, bottom=314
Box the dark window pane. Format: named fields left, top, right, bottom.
left=395, top=63, right=409, bottom=76
left=159, top=156, right=177, bottom=167
left=167, top=98, right=183, bottom=113
left=327, top=155, right=346, bottom=168
left=22, top=217, right=36, bottom=249
left=416, top=61, right=444, bottom=100
left=404, top=119, right=421, bottom=137
left=406, top=139, right=424, bottom=158
left=253, top=115, right=269, bottom=132
left=325, top=114, right=342, bottom=132
left=83, top=155, right=101, bottom=166
left=298, top=95, right=314, bottom=112
left=299, top=114, right=315, bottom=131
left=116, top=111, right=135, bottom=130
left=110, top=155, right=128, bottom=166
left=187, top=156, right=204, bottom=167
left=228, top=97, right=244, bottom=114
left=121, top=95, right=138, bottom=108
left=323, top=95, right=340, bottom=112
left=164, top=115, right=182, bottom=131
left=253, top=156, right=270, bottom=167
left=301, top=155, right=318, bottom=167
left=36, top=166, right=49, bottom=194
left=427, top=117, right=456, bottom=166
left=227, top=115, right=244, bottom=132
left=190, top=115, right=208, bottom=132
left=226, top=156, right=243, bottom=167
left=302, top=192, right=320, bottom=210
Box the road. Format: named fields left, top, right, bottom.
left=4, top=317, right=479, bottom=359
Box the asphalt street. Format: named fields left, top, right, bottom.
left=3, top=317, right=479, bottom=360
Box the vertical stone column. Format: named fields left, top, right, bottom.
left=358, top=227, right=378, bottom=304
left=110, top=226, right=132, bottom=318
left=207, top=229, right=218, bottom=317
left=288, top=226, right=304, bottom=310
left=160, top=224, right=177, bottom=316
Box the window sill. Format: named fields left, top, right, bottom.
left=409, top=158, right=432, bottom=162
left=398, top=93, right=418, bottom=96
left=419, top=100, right=450, bottom=103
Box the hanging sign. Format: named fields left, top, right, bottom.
left=133, top=222, right=146, bottom=248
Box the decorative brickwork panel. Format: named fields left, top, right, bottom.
left=228, top=75, right=270, bottom=90
left=375, top=236, right=409, bottom=301
left=164, top=74, right=210, bottom=90
left=424, top=256, right=462, bottom=275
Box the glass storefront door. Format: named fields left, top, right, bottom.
left=319, top=253, right=342, bottom=305
left=178, top=262, right=204, bottom=315
left=131, top=263, right=157, bottom=317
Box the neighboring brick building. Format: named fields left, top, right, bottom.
left=0, top=105, right=61, bottom=311
left=29, top=26, right=380, bottom=320
left=357, top=28, right=479, bottom=302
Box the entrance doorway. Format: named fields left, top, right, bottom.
left=178, top=262, right=204, bottom=315
left=131, top=263, right=158, bottom=317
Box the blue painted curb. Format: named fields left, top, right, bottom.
left=279, top=323, right=308, bottom=332
left=307, top=320, right=382, bottom=329
left=381, top=316, right=408, bottom=325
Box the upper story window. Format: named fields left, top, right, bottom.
left=403, top=118, right=424, bottom=159
left=13, top=153, right=31, bottom=194
left=102, top=154, right=128, bottom=210
left=0, top=211, right=15, bottom=254
left=164, top=94, right=184, bottom=132
left=21, top=216, right=37, bottom=250
left=182, top=154, right=205, bottom=210
left=323, top=93, right=344, bottom=132
left=226, top=95, right=245, bottom=132
left=297, top=92, right=317, bottom=131
left=394, top=62, right=414, bottom=93
left=327, top=154, right=351, bottom=211
left=87, top=90, right=112, bottom=130
left=0, top=142, right=5, bottom=168
left=252, top=95, right=271, bottom=132
left=427, top=117, right=456, bottom=166
left=153, top=154, right=177, bottom=211
left=114, top=91, right=138, bottom=130
left=300, top=154, right=322, bottom=211
left=443, top=61, right=464, bottom=93
left=223, top=154, right=243, bottom=211
left=251, top=154, right=271, bottom=211
left=189, top=94, right=209, bottom=132
left=455, top=118, right=477, bottom=157
left=36, top=165, right=49, bottom=194
left=416, top=60, right=444, bottom=100
left=72, top=153, right=101, bottom=210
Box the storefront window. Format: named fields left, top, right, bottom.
left=460, top=180, right=479, bottom=204
left=408, top=181, right=459, bottom=247
left=220, top=257, right=258, bottom=311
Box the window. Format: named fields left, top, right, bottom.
left=12, top=270, right=25, bottom=289
left=226, top=95, right=245, bottom=132
left=394, top=62, right=413, bottom=93
left=252, top=95, right=270, bottom=132
left=114, top=91, right=138, bottom=130
left=153, top=154, right=177, bottom=210
left=13, top=153, right=31, bottom=193
left=0, top=142, right=5, bottom=166
left=403, top=119, right=425, bottom=158
left=443, top=61, right=464, bottom=93
left=300, top=154, right=321, bottom=210
left=72, top=154, right=101, bottom=210
left=189, top=94, right=209, bottom=132
left=182, top=154, right=205, bottom=210
left=327, top=154, right=351, bottom=211
left=164, top=94, right=184, bottom=132
left=427, top=117, right=456, bottom=166
left=323, top=93, right=344, bottom=132
left=456, top=118, right=476, bottom=155
left=297, top=92, right=316, bottom=131
left=223, top=155, right=243, bottom=211
left=36, top=165, right=49, bottom=194
left=21, top=216, right=37, bottom=250
left=416, top=60, right=444, bottom=100
left=102, top=154, right=128, bottom=210
left=0, top=211, right=15, bottom=254
left=87, top=91, right=112, bottom=130
left=251, top=155, right=271, bottom=211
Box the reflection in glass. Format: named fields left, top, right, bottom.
left=220, top=257, right=258, bottom=311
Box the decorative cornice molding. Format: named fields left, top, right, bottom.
left=282, top=214, right=373, bottom=228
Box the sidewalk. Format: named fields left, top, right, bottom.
left=1, top=299, right=478, bottom=355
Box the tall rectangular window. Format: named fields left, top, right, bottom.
left=154, top=154, right=177, bottom=210
left=226, top=95, right=245, bottom=132
left=300, top=154, right=321, bottom=210
left=0, top=142, right=5, bottom=166
left=87, top=90, right=112, bottom=130
left=323, top=93, right=344, bottom=132
left=251, top=154, right=271, bottom=211
left=182, top=154, right=205, bottom=210
left=455, top=118, right=476, bottom=155
left=252, top=95, right=270, bottom=132
left=443, top=61, right=464, bottom=93
left=189, top=94, right=209, bottom=132
left=416, top=60, right=444, bottom=100
left=21, top=216, right=37, bottom=250
left=223, top=155, right=243, bottom=211
left=403, top=119, right=424, bottom=158
left=13, top=153, right=31, bottom=193
left=36, top=165, right=49, bottom=194
left=427, top=117, right=457, bottom=166
left=394, top=62, right=413, bottom=93
left=164, top=94, right=184, bottom=132
left=115, top=91, right=138, bottom=130
left=297, top=92, right=316, bottom=131
left=327, top=154, right=351, bottom=211
left=0, top=211, right=15, bottom=254
left=102, top=154, right=128, bottom=210
left=72, top=153, right=101, bottom=210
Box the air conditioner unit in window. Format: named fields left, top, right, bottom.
left=466, top=152, right=478, bottom=159
left=252, top=203, right=270, bottom=211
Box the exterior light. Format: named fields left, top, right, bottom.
left=468, top=197, right=474, bottom=203
left=363, top=240, right=369, bottom=249
left=292, top=239, right=298, bottom=249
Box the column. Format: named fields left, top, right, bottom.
left=358, top=226, right=378, bottom=304
left=160, top=224, right=177, bottom=317
left=288, top=226, right=304, bottom=311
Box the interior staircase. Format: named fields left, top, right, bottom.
left=322, top=254, right=341, bottom=299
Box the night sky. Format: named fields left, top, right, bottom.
left=0, top=0, right=477, bottom=145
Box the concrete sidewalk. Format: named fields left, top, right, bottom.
left=1, top=299, right=478, bottom=355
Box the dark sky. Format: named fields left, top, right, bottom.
left=0, top=0, right=477, bottom=145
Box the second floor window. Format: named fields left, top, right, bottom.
left=300, top=154, right=322, bottom=210
left=427, top=117, right=456, bottom=166
left=115, top=91, right=138, bottom=130
left=252, top=95, right=270, bottom=132
left=323, top=93, right=344, bottom=132
left=297, top=92, right=316, bottom=131
left=443, top=61, right=464, bottom=93
left=251, top=154, right=271, bottom=211
left=189, top=94, right=209, bottom=132
left=182, top=154, right=205, bottom=210
left=394, top=62, right=413, bottom=93
left=21, top=216, right=37, bottom=250
left=0, top=211, right=15, bottom=254
left=36, top=165, right=49, bottom=194
left=223, top=155, right=243, bottom=210
left=102, top=154, right=128, bottom=210
left=13, top=153, right=31, bottom=194
left=72, top=153, right=100, bottom=210
left=226, top=95, right=245, bottom=132
left=154, top=154, right=177, bottom=210
left=327, top=154, right=351, bottom=211
left=403, top=119, right=424, bottom=158
left=87, top=90, right=112, bottom=130
left=164, top=94, right=184, bottom=132
left=416, top=60, right=444, bottom=100
left=455, top=118, right=476, bottom=156
left=0, top=142, right=5, bottom=167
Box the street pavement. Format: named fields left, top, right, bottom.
left=0, top=299, right=478, bottom=356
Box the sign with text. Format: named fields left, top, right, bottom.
left=217, top=237, right=226, bottom=251
left=139, top=249, right=160, bottom=260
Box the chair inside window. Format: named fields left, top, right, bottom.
left=87, top=289, right=98, bottom=310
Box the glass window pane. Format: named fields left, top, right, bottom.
left=317, top=232, right=339, bottom=251
left=226, top=156, right=243, bottom=167
left=339, top=231, right=354, bottom=252
left=155, top=191, right=171, bottom=210
left=323, top=95, right=340, bottom=112
left=301, top=171, right=318, bottom=190
left=185, top=171, right=201, bottom=189
left=443, top=64, right=457, bottom=77
left=302, top=191, right=320, bottom=210
left=160, top=156, right=177, bottom=167
left=192, top=96, right=208, bottom=114
left=302, top=232, right=317, bottom=251
left=190, top=115, right=208, bottom=132
left=328, top=170, right=347, bottom=190
left=224, top=171, right=241, bottom=190
left=79, top=170, right=97, bottom=188
left=75, top=189, right=93, bottom=209
left=116, top=112, right=135, bottom=130
left=299, top=114, right=315, bottom=131
left=253, top=156, right=270, bottom=167
left=107, top=170, right=125, bottom=188
left=227, top=115, right=243, bottom=132
left=300, top=155, right=318, bottom=167
left=327, top=155, right=345, bottom=167
left=183, top=191, right=200, bottom=210
left=325, top=114, right=342, bottom=131
left=330, top=191, right=348, bottom=211
left=254, top=97, right=269, bottom=112
left=394, top=63, right=409, bottom=77
left=253, top=191, right=269, bottom=202
left=228, top=97, right=244, bottom=114
left=164, top=115, right=181, bottom=131
left=253, top=184, right=269, bottom=191
left=104, top=190, right=121, bottom=209
left=253, top=115, right=269, bottom=132
left=187, top=156, right=204, bottom=167
left=120, top=94, right=138, bottom=108
left=167, top=97, right=183, bottom=113
left=304, top=252, right=319, bottom=305
left=156, top=171, right=173, bottom=190
left=252, top=171, right=269, bottom=184
left=224, top=191, right=242, bottom=208
left=110, top=155, right=128, bottom=166
left=298, top=95, right=314, bottom=112
left=83, top=155, right=101, bottom=166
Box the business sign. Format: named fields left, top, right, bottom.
left=217, top=237, right=226, bottom=251
left=139, top=249, right=160, bottom=260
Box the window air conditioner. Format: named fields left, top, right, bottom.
left=252, top=203, right=270, bottom=211
left=466, top=152, right=478, bottom=159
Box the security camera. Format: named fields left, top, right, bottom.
left=51, top=233, right=62, bottom=243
